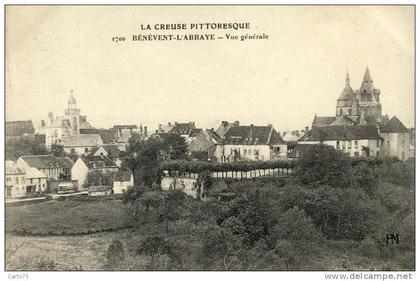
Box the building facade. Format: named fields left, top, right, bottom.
left=214, top=124, right=287, bottom=162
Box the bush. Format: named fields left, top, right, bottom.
left=273, top=206, right=323, bottom=257
left=105, top=239, right=125, bottom=269
left=294, top=144, right=353, bottom=188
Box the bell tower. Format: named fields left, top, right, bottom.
left=64, top=91, right=80, bottom=135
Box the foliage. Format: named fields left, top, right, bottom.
left=136, top=236, right=183, bottom=270
left=49, top=144, right=65, bottom=157
left=105, top=239, right=125, bottom=269
left=294, top=144, right=353, bottom=188
left=160, top=159, right=295, bottom=174
left=353, top=162, right=377, bottom=196
left=6, top=137, right=49, bottom=160
left=272, top=206, right=323, bottom=257
left=160, top=133, right=188, bottom=160
left=86, top=169, right=113, bottom=187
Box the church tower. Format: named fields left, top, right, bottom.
left=336, top=71, right=356, bottom=117
left=354, top=67, right=382, bottom=123
left=64, top=93, right=81, bottom=135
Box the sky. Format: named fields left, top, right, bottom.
left=5, top=6, right=415, bottom=132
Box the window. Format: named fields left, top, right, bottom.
left=15, top=177, right=19, bottom=184
left=376, top=151, right=379, bottom=156
left=6, top=177, right=11, bottom=182
left=339, top=109, right=343, bottom=115
left=254, top=149, right=259, bottom=155
left=85, top=148, right=89, bottom=153
left=336, top=141, right=340, bottom=149
left=376, top=139, right=380, bottom=148
left=354, top=140, right=358, bottom=149
left=348, top=141, right=352, bottom=149
left=354, top=151, right=359, bottom=157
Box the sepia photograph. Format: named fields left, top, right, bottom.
left=4, top=4, right=415, bottom=276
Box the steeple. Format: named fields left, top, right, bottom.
left=345, top=69, right=350, bottom=86
left=362, top=66, right=373, bottom=83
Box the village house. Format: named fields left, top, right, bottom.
left=113, top=170, right=134, bottom=194
left=214, top=124, right=287, bottom=163
left=91, top=144, right=124, bottom=167
left=17, top=155, right=74, bottom=181
left=25, top=167, right=48, bottom=194
left=5, top=161, right=26, bottom=199
left=298, top=125, right=383, bottom=157
left=188, top=128, right=221, bottom=161
left=215, top=120, right=240, bottom=137
left=379, top=116, right=411, bottom=160
left=71, top=155, right=118, bottom=189
left=170, top=122, right=196, bottom=139
left=61, top=134, right=103, bottom=155
left=6, top=120, right=35, bottom=141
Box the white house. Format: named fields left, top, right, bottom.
left=17, top=155, right=74, bottom=181
left=71, top=155, right=118, bottom=189
left=298, top=125, right=383, bottom=157
left=25, top=167, right=48, bottom=193
left=379, top=116, right=411, bottom=160
left=61, top=134, right=103, bottom=155
left=214, top=124, right=288, bottom=163
left=113, top=170, right=134, bottom=194
left=5, top=161, right=26, bottom=199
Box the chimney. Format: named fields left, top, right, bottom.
left=144, top=126, right=148, bottom=137
left=268, top=123, right=273, bottom=127
left=41, top=120, right=45, bottom=127
left=222, top=121, right=228, bottom=127
left=155, top=130, right=158, bottom=134
left=305, top=126, right=309, bottom=133
left=234, top=121, right=240, bottom=127
left=175, top=122, right=178, bottom=125
left=168, top=122, right=172, bottom=126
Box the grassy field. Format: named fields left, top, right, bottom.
left=6, top=197, right=130, bottom=235
left=5, top=193, right=414, bottom=271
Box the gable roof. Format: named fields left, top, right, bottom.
left=301, top=125, right=382, bottom=141
left=312, top=116, right=337, bottom=127
left=20, top=155, right=74, bottom=169
left=6, top=120, right=35, bottom=136
left=189, top=128, right=203, bottom=138
left=92, top=144, right=122, bottom=158
left=171, top=122, right=195, bottom=135
left=80, top=155, right=117, bottom=169
left=205, top=129, right=221, bottom=143
left=113, top=170, right=132, bottom=182
left=62, top=134, right=103, bottom=147
left=380, top=116, right=408, bottom=133
left=220, top=125, right=286, bottom=145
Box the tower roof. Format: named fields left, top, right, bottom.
left=68, top=94, right=76, bottom=104
left=338, top=71, right=355, bottom=101
left=359, top=67, right=375, bottom=94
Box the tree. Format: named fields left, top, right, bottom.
left=161, top=133, right=188, bottom=160
left=49, top=144, right=65, bottom=157
left=86, top=170, right=113, bottom=187
left=273, top=206, right=323, bottom=257
left=6, top=137, right=49, bottom=160
left=353, top=162, right=377, bottom=196
left=294, top=144, right=353, bottom=188
left=136, top=236, right=183, bottom=270
left=104, top=239, right=125, bottom=270
left=122, top=134, right=163, bottom=187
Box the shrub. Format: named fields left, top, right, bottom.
left=105, top=239, right=125, bottom=269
